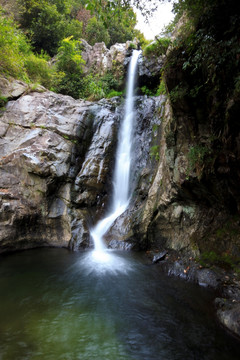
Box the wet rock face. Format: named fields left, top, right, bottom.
left=105, top=95, right=165, bottom=248
left=0, top=90, right=121, bottom=252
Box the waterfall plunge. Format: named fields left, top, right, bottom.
left=90, top=50, right=140, bottom=258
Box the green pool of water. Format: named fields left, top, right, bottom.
left=0, top=248, right=239, bottom=359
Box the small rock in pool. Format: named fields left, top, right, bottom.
left=152, top=251, right=167, bottom=263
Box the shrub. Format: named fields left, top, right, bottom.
left=141, top=86, right=154, bottom=96
left=85, top=17, right=110, bottom=46
left=198, top=251, right=239, bottom=270
left=0, top=8, right=56, bottom=87
left=64, top=18, right=83, bottom=40
left=0, top=95, right=8, bottom=109
left=24, top=53, right=56, bottom=88
left=53, top=36, right=85, bottom=98
left=150, top=145, right=160, bottom=161
left=105, top=90, right=123, bottom=98
left=156, top=80, right=167, bottom=95
left=187, top=144, right=212, bottom=179
left=78, top=71, right=123, bottom=101
left=143, top=37, right=171, bottom=57
left=56, top=36, right=84, bottom=74
left=84, top=76, right=106, bottom=101
left=0, top=9, right=30, bottom=79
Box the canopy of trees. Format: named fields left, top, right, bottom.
left=7, top=0, right=143, bottom=55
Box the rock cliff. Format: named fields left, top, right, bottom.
left=0, top=78, right=161, bottom=253
left=80, top=39, right=164, bottom=90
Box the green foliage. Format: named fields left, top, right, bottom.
left=141, top=86, right=154, bottom=96
left=134, top=29, right=148, bottom=47
left=85, top=0, right=141, bottom=47
left=152, top=123, right=158, bottom=133
left=156, top=80, right=167, bottom=95
left=85, top=0, right=161, bottom=21
left=24, top=53, right=56, bottom=87
left=128, top=42, right=137, bottom=50
left=18, top=1, right=66, bottom=55
left=64, top=18, right=83, bottom=39
left=56, top=36, right=84, bottom=73
left=0, top=95, right=8, bottom=111
left=198, top=251, right=240, bottom=271
left=81, top=75, right=106, bottom=101
left=105, top=90, right=123, bottom=98
left=167, top=0, right=240, bottom=132
left=143, top=37, right=171, bottom=57
left=107, top=7, right=137, bottom=47
left=53, top=35, right=124, bottom=100
left=5, top=0, right=146, bottom=55
left=78, top=71, right=123, bottom=101
left=101, top=71, right=121, bottom=92
left=17, top=0, right=84, bottom=55
left=0, top=8, right=30, bottom=79
left=0, top=7, right=55, bottom=87
left=169, top=83, right=188, bottom=103
left=187, top=145, right=211, bottom=178
left=141, top=79, right=167, bottom=97
left=0, top=0, right=155, bottom=101
left=85, top=16, right=110, bottom=46
left=150, top=145, right=160, bottom=161
left=53, top=36, right=85, bottom=98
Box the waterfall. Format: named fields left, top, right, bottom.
left=90, top=50, right=140, bottom=254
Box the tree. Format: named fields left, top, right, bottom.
left=106, top=6, right=137, bottom=46
left=17, top=0, right=83, bottom=55
left=54, top=36, right=85, bottom=98
left=84, top=0, right=139, bottom=46
left=76, top=7, right=92, bottom=34
left=85, top=0, right=164, bottom=19
left=56, top=36, right=84, bottom=74
left=28, top=3, right=66, bottom=55
left=85, top=16, right=110, bottom=46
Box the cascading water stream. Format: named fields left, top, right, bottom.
left=90, top=50, right=140, bottom=258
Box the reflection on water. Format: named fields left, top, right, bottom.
left=0, top=248, right=239, bottom=360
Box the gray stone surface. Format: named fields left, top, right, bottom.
left=0, top=90, right=121, bottom=252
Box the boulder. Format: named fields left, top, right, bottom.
left=0, top=90, right=122, bottom=252
left=216, top=301, right=240, bottom=338
left=80, top=39, right=164, bottom=89
left=0, top=76, right=28, bottom=100
left=0, top=76, right=45, bottom=100
left=152, top=250, right=168, bottom=263
left=81, top=39, right=134, bottom=76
